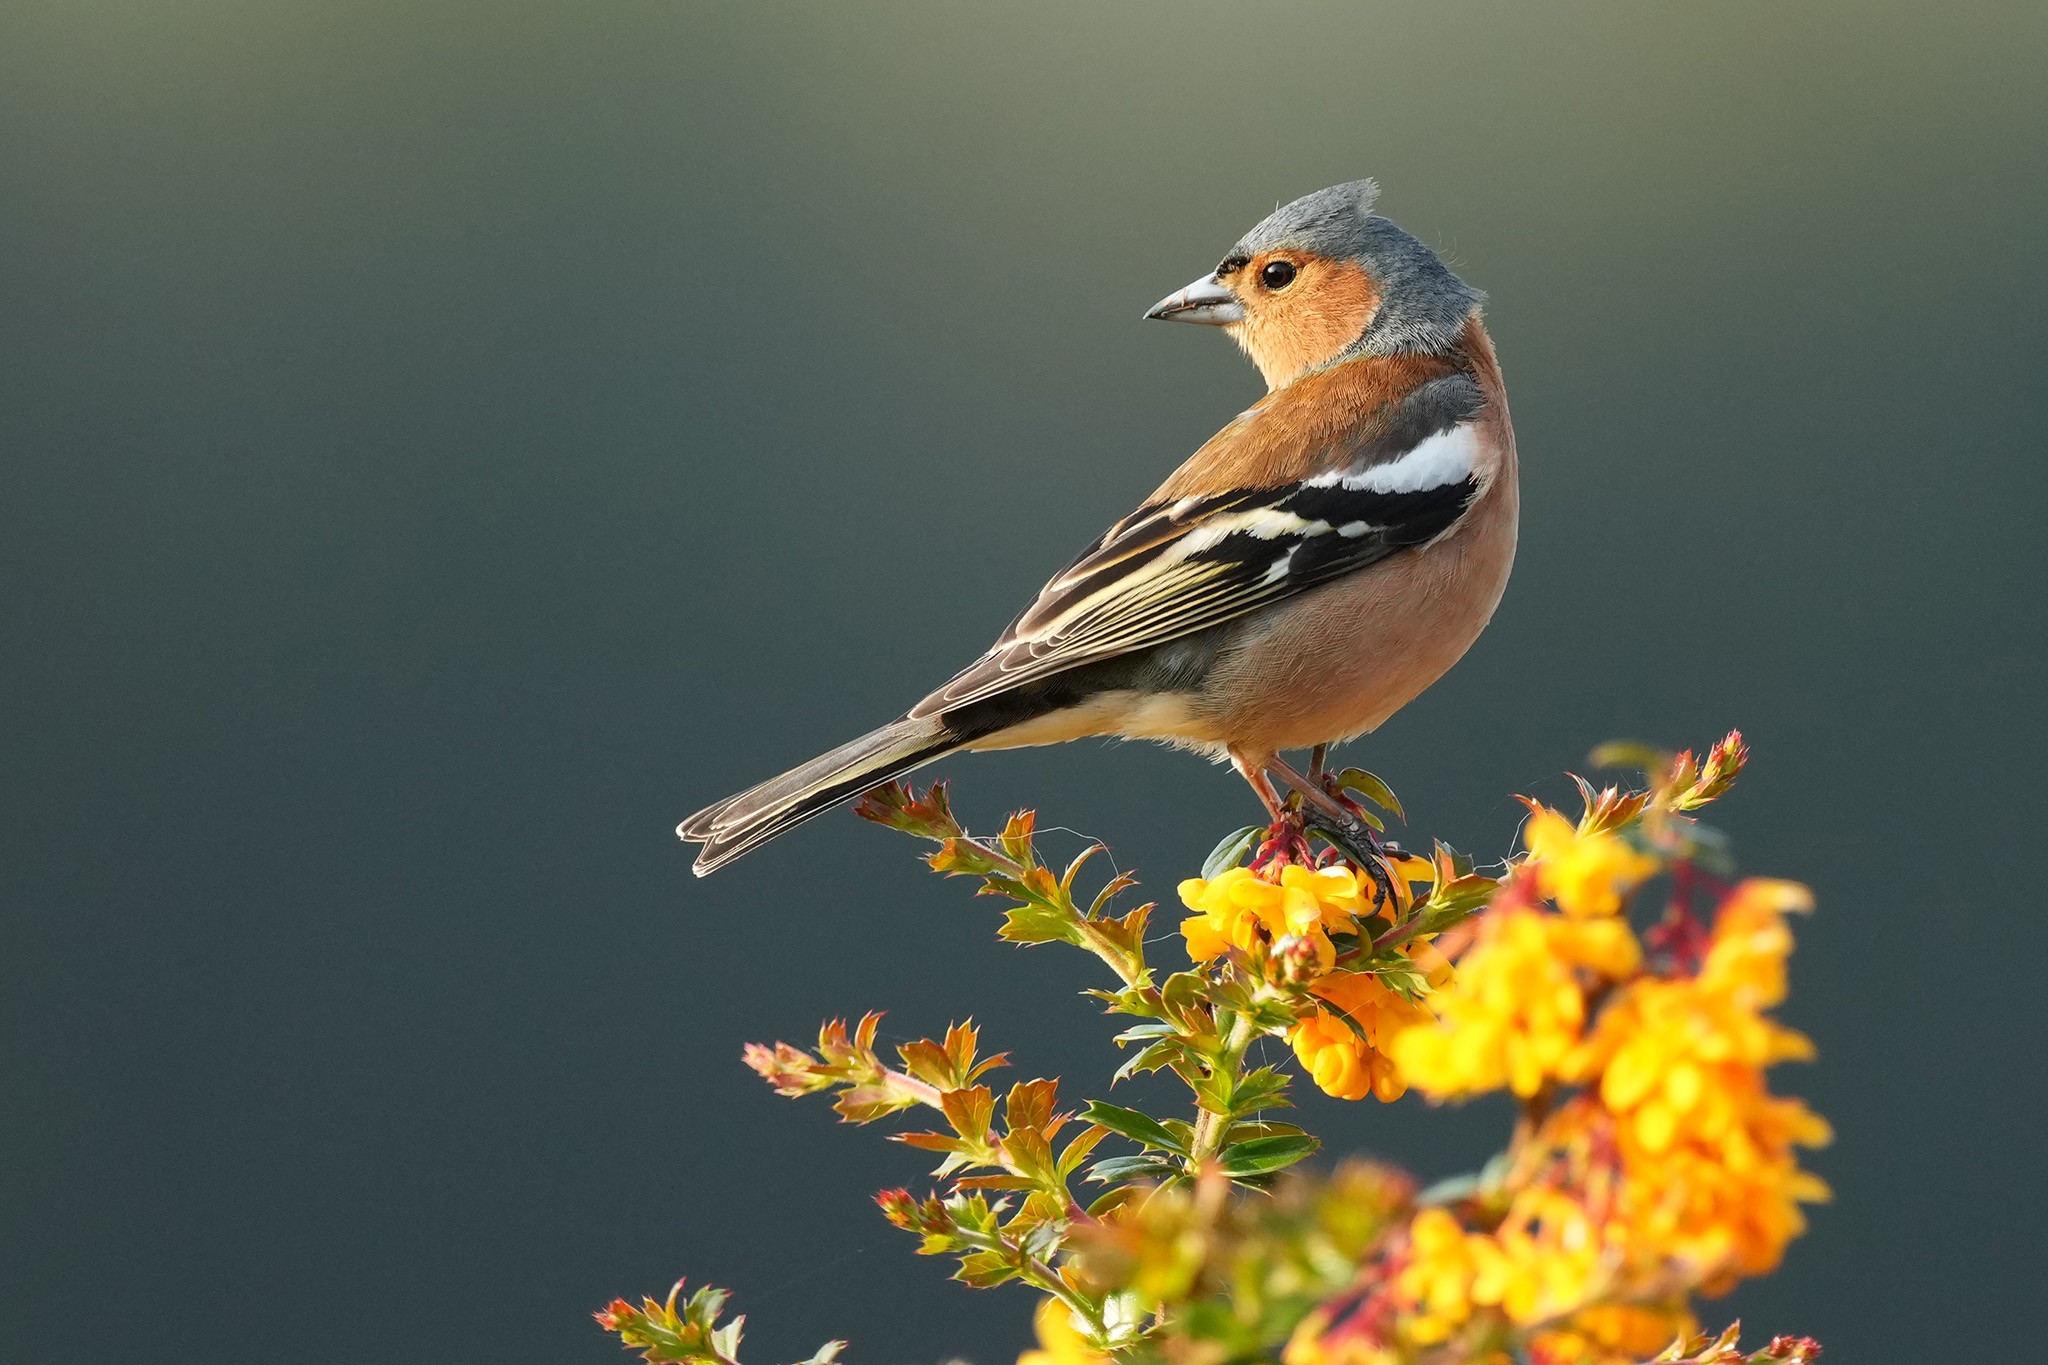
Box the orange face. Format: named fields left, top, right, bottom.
left=1218, top=250, right=1382, bottom=390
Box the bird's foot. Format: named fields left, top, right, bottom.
left=1301, top=806, right=1400, bottom=912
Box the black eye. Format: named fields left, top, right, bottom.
left=1261, top=260, right=1298, bottom=290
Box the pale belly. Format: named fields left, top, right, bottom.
left=1202, top=485, right=1517, bottom=753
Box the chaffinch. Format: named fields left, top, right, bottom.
left=681, top=180, right=1517, bottom=875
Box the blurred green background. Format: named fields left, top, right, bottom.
left=2, top=2, right=2042, bottom=1360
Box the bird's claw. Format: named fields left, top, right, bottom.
left=1302, top=808, right=1400, bottom=912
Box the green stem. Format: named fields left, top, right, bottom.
left=877, top=1065, right=947, bottom=1110
left=944, top=1221, right=1104, bottom=1336
left=1025, top=1261, right=1106, bottom=1341
left=1187, top=1008, right=1258, bottom=1172
left=1073, top=919, right=1154, bottom=997
left=954, top=831, right=1160, bottom=1005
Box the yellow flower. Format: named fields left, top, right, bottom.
left=1283, top=1306, right=1400, bottom=1365
left=1582, top=979, right=1817, bottom=1154
left=1017, top=1296, right=1109, bottom=1365
left=1698, top=878, right=1813, bottom=1010
left=1574, top=878, right=1821, bottom=1139
left=1529, top=1303, right=1696, bottom=1365
left=1594, top=1022, right=1830, bottom=1290
left=1398, top=1191, right=1611, bottom=1344
left=1389, top=906, right=1641, bottom=1099
left=1614, top=1116, right=1831, bottom=1291
left=1177, top=864, right=1376, bottom=968
left=1522, top=807, right=1658, bottom=917
left=1395, top=1206, right=1488, bottom=1344
left=1288, top=970, right=1432, bottom=1101
left=1557, top=879, right=1829, bottom=1294
left=1479, top=1187, right=1608, bottom=1326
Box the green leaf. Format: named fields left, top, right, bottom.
left=1085, top=1185, right=1145, bottom=1218
left=999, top=810, right=1037, bottom=864
left=1081, top=1100, right=1188, bottom=1154
left=941, top=1086, right=994, bottom=1143
left=1112, top=1022, right=1176, bottom=1045
left=1084, top=1154, right=1183, bottom=1185
left=1416, top=873, right=1500, bottom=933
left=1086, top=869, right=1140, bottom=920
left=1057, top=1124, right=1110, bottom=1177
left=954, top=1249, right=1021, bottom=1288
left=1160, top=971, right=1208, bottom=1020
left=1216, top=1133, right=1319, bottom=1177
left=1000, top=1125, right=1056, bottom=1183
left=998, top=900, right=1078, bottom=945
left=941, top=1191, right=1006, bottom=1235
left=1112, top=1037, right=1185, bottom=1085
left=928, top=837, right=1006, bottom=877
left=1222, top=1066, right=1293, bottom=1118
left=1221, top=1119, right=1307, bottom=1143
left=1017, top=1219, right=1063, bottom=1261
left=1202, top=825, right=1264, bottom=879
left=1090, top=902, right=1151, bottom=957
left=1432, top=840, right=1475, bottom=879
left=1373, top=960, right=1429, bottom=1001
left=1094, top=985, right=1161, bottom=1019
left=1334, top=768, right=1406, bottom=822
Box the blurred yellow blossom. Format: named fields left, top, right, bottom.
left=1390, top=865, right=1830, bottom=1350
left=1282, top=1304, right=1401, bottom=1365
left=1614, top=1101, right=1832, bottom=1291
left=1396, top=1206, right=1489, bottom=1344
left=1567, top=878, right=1831, bottom=1290
left=1484, top=1187, right=1610, bottom=1325
left=1398, top=1190, right=1612, bottom=1342
left=1389, top=900, right=1640, bottom=1099
left=1529, top=1302, right=1697, bottom=1365
left=1018, top=1296, right=1110, bottom=1365
left=1583, top=974, right=1817, bottom=1155
left=1698, top=878, right=1812, bottom=1009
left=1523, top=805, right=1659, bottom=917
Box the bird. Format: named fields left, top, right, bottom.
left=680, top=179, right=1517, bottom=877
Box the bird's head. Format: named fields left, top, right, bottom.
left=1145, top=179, right=1483, bottom=390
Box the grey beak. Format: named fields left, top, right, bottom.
left=1144, top=273, right=1245, bottom=325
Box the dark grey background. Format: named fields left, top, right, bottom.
left=2, top=2, right=2041, bottom=1361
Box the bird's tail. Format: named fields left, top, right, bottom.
left=679, top=714, right=964, bottom=876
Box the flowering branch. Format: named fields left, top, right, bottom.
left=595, top=1280, right=844, bottom=1365
left=602, top=730, right=1829, bottom=1365
left=1648, top=1321, right=1823, bottom=1364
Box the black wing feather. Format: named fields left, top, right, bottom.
left=911, top=376, right=1488, bottom=718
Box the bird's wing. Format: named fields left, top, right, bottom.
left=910, top=373, right=1490, bottom=719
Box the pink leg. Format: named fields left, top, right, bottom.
left=1267, top=753, right=1395, bottom=906
left=1228, top=747, right=1286, bottom=819
left=1267, top=754, right=1360, bottom=827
